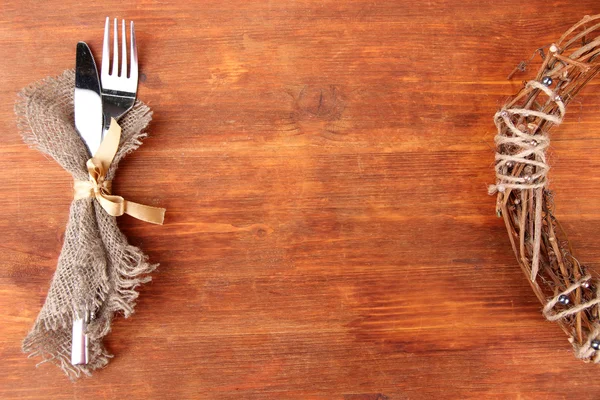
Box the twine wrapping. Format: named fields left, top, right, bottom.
left=491, top=15, right=600, bottom=362
left=16, top=70, right=163, bottom=378
left=490, top=80, right=565, bottom=280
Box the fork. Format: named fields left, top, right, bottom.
left=101, top=17, right=138, bottom=133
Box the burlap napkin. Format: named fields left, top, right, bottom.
left=16, top=70, right=157, bottom=379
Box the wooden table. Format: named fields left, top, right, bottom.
left=2, top=1, right=600, bottom=398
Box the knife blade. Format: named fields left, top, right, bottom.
left=74, top=41, right=103, bottom=156
left=72, top=41, right=103, bottom=366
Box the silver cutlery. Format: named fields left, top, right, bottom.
left=72, top=41, right=104, bottom=365
left=70, top=17, right=140, bottom=367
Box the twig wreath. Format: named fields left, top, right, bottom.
left=490, top=14, right=600, bottom=362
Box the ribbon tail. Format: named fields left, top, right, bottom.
left=95, top=194, right=165, bottom=225
left=124, top=200, right=166, bottom=225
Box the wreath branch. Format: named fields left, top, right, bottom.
left=491, top=14, right=600, bottom=361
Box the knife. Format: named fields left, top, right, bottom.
left=72, top=41, right=103, bottom=365
left=74, top=41, right=104, bottom=156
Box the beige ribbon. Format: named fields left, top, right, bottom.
left=74, top=118, right=166, bottom=225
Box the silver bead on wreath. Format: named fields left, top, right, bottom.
left=558, top=294, right=570, bottom=305
left=542, top=76, right=553, bottom=86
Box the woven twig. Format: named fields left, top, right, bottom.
left=490, top=15, right=600, bottom=362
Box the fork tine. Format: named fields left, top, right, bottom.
left=121, top=20, right=127, bottom=77
left=101, top=17, right=109, bottom=78
left=112, top=18, right=118, bottom=76
left=130, top=21, right=138, bottom=82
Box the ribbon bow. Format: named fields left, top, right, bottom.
left=73, top=118, right=165, bottom=225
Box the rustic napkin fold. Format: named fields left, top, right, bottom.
left=16, top=70, right=159, bottom=379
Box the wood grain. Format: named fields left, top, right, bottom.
left=2, top=1, right=600, bottom=398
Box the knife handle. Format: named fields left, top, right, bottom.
left=71, top=313, right=89, bottom=365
